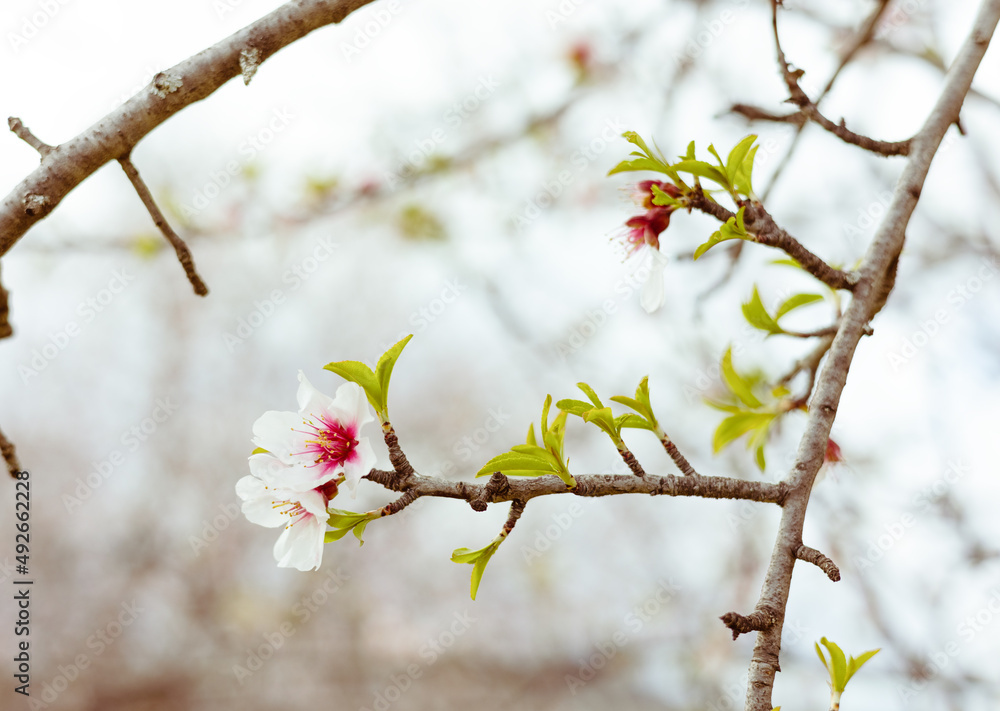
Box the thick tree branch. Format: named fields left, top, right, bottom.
left=743, top=4, right=1000, bottom=709
left=364, top=468, right=789, bottom=507
left=0, top=0, right=378, bottom=257
left=118, top=156, right=208, bottom=296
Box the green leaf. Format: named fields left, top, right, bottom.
left=576, top=382, right=605, bottom=409
left=770, top=258, right=804, bottom=269
left=742, top=286, right=784, bottom=336
left=616, top=413, right=655, bottom=431
left=322, top=360, right=381, bottom=413
left=475, top=452, right=558, bottom=478
left=774, top=293, right=824, bottom=320
left=720, top=348, right=763, bottom=408
left=725, top=135, right=757, bottom=185
left=325, top=509, right=377, bottom=546
left=608, top=157, right=670, bottom=176
left=526, top=424, right=537, bottom=446
left=818, top=637, right=849, bottom=690
left=754, top=442, right=766, bottom=471
left=706, top=143, right=726, bottom=172
left=451, top=538, right=503, bottom=600
left=374, top=334, right=413, bottom=416
left=582, top=406, right=619, bottom=439
left=712, top=412, right=775, bottom=453
left=844, top=648, right=881, bottom=687
left=555, top=398, right=593, bottom=417
left=671, top=159, right=730, bottom=189
left=250, top=447, right=269, bottom=456
left=692, top=208, right=748, bottom=260
left=733, top=144, right=759, bottom=197
left=650, top=183, right=681, bottom=207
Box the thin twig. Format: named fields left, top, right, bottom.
left=8, top=117, right=53, bottom=157
left=770, top=0, right=912, bottom=157
left=686, top=188, right=857, bottom=291
left=118, top=155, right=208, bottom=296
left=660, top=435, right=700, bottom=477
left=0, top=425, right=21, bottom=478
left=795, top=544, right=841, bottom=582
left=0, top=262, right=12, bottom=339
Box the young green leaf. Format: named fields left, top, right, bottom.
left=712, top=411, right=775, bottom=453
left=576, top=382, right=605, bottom=409
left=374, top=334, right=413, bottom=415
left=774, top=293, right=824, bottom=320
left=742, top=287, right=784, bottom=336
left=720, top=348, right=763, bottom=408
left=451, top=537, right=503, bottom=600
left=322, top=360, right=381, bottom=413
left=725, top=135, right=757, bottom=186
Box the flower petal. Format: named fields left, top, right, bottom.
left=273, top=512, right=325, bottom=571
left=340, top=436, right=377, bottom=496
left=251, top=410, right=306, bottom=462
left=296, top=371, right=336, bottom=416
left=640, top=249, right=669, bottom=314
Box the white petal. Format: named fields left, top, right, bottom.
left=250, top=452, right=336, bottom=491
left=340, top=436, right=377, bottom=496
left=328, top=381, right=375, bottom=431
left=273, top=514, right=325, bottom=571
left=296, top=371, right=336, bottom=415
left=640, top=250, right=669, bottom=314
left=251, top=410, right=306, bottom=462
left=237, top=477, right=296, bottom=528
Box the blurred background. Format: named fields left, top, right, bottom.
left=1, top=0, right=999, bottom=709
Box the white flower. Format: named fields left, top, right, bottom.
left=640, top=247, right=670, bottom=314
left=251, top=372, right=377, bottom=495
left=236, top=473, right=329, bottom=571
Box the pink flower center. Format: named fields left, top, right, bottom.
left=299, top=414, right=358, bottom=473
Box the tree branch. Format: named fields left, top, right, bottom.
left=769, top=0, right=912, bottom=157
left=0, top=0, right=378, bottom=258
left=0, top=425, right=21, bottom=478
left=118, top=156, right=208, bottom=296
left=363, top=468, right=789, bottom=507
left=795, top=544, right=841, bottom=582
left=743, top=3, right=1000, bottom=709
left=0, top=262, right=12, bottom=339
left=687, top=188, right=857, bottom=291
